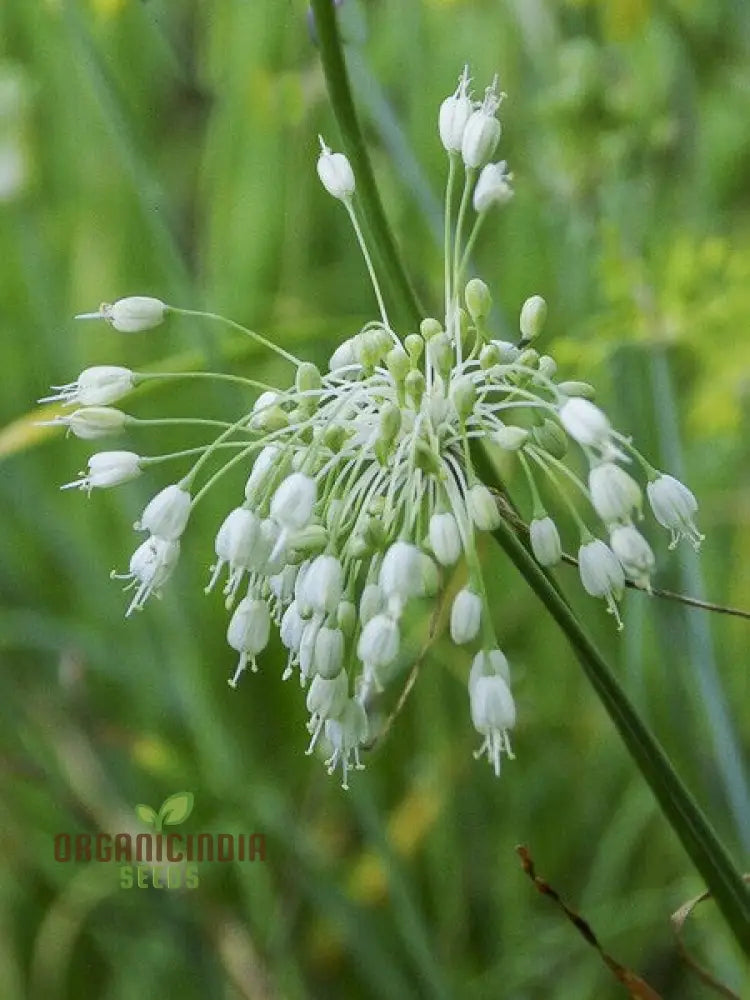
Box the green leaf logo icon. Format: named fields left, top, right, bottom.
left=157, top=791, right=194, bottom=829
left=135, top=803, right=158, bottom=828
left=135, top=792, right=194, bottom=832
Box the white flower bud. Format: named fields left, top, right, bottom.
left=206, top=507, right=260, bottom=596
left=76, top=297, right=167, bottom=333
left=118, top=535, right=180, bottom=617
left=578, top=538, right=625, bottom=627
left=519, top=295, right=547, bottom=342
left=329, top=338, right=358, bottom=372
left=304, top=554, right=344, bottom=616
left=493, top=425, right=529, bottom=451
left=470, top=674, right=516, bottom=776
left=359, top=583, right=385, bottom=625
left=438, top=66, right=473, bottom=153
left=450, top=374, right=477, bottom=422
left=41, top=365, right=135, bottom=407
left=469, top=648, right=510, bottom=693
left=337, top=600, right=356, bottom=637
left=63, top=450, right=142, bottom=491
left=467, top=483, right=501, bottom=531
left=317, top=137, right=355, bottom=200
left=646, top=474, right=703, bottom=550
left=450, top=588, right=482, bottom=644
left=609, top=525, right=655, bottom=590
left=299, top=618, right=321, bottom=681
left=429, top=512, right=462, bottom=566
left=589, top=463, right=642, bottom=524
left=324, top=699, right=368, bottom=789
left=379, top=541, right=424, bottom=604
left=280, top=601, right=306, bottom=653
left=462, top=78, right=503, bottom=169
left=473, top=161, right=513, bottom=212
left=244, top=445, right=281, bottom=502
left=226, top=597, right=271, bottom=686
left=256, top=517, right=287, bottom=575
left=357, top=613, right=399, bottom=668
left=135, top=484, right=191, bottom=541
left=270, top=473, right=316, bottom=530
left=313, top=626, right=345, bottom=679
left=306, top=670, right=348, bottom=727
left=559, top=398, right=611, bottom=448
left=269, top=564, right=298, bottom=604
left=538, top=355, right=557, bottom=379
left=529, top=516, right=562, bottom=567
left=48, top=406, right=127, bottom=440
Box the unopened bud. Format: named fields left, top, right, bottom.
left=465, top=278, right=492, bottom=322
left=519, top=295, right=547, bottom=342
left=316, top=138, right=355, bottom=200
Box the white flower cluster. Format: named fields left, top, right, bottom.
left=42, top=67, right=702, bottom=787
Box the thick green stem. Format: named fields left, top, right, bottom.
left=488, top=510, right=750, bottom=954
left=310, top=0, right=422, bottom=328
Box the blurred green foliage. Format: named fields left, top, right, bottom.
left=1, top=0, right=749, bottom=997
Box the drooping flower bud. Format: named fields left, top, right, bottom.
left=359, top=583, right=385, bottom=625
left=324, top=699, right=368, bottom=789
left=609, top=525, right=655, bottom=590
left=559, top=398, right=611, bottom=448
left=450, top=588, right=482, bottom=644
left=304, top=554, right=344, bottom=616
left=429, top=511, right=462, bottom=566
left=589, top=463, right=642, bottom=524
left=270, top=473, right=316, bottom=530
left=357, top=613, right=400, bottom=670
left=317, top=137, right=355, bottom=201
left=313, top=626, right=345, bottom=679
left=438, top=65, right=473, bottom=153
left=226, top=597, right=271, bottom=686
left=529, top=516, right=562, bottom=567
left=379, top=541, right=424, bottom=611
left=306, top=670, right=348, bottom=754
left=467, top=483, right=501, bottom=531
left=469, top=648, right=511, bottom=693
left=470, top=674, right=516, bottom=777
left=135, top=483, right=191, bottom=541
left=206, top=507, right=260, bottom=596
left=578, top=538, right=625, bottom=627
left=646, top=474, right=703, bottom=550
left=116, top=536, right=180, bottom=617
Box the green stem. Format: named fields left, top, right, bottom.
left=487, top=501, right=750, bottom=954
left=310, top=0, right=422, bottom=328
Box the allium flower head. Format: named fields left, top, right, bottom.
left=43, top=64, right=704, bottom=788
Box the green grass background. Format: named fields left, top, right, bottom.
left=1, top=0, right=749, bottom=997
